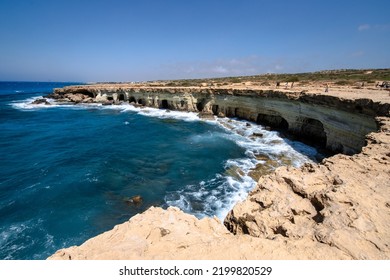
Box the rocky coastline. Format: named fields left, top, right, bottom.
left=44, top=83, right=390, bottom=260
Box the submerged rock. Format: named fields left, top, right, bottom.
left=248, top=154, right=279, bottom=181
left=124, top=195, right=143, bottom=205
left=225, top=165, right=245, bottom=179
left=251, top=132, right=264, bottom=138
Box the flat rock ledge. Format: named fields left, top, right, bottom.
left=48, top=117, right=390, bottom=260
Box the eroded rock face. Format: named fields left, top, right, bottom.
left=49, top=85, right=387, bottom=154
left=224, top=117, right=390, bottom=259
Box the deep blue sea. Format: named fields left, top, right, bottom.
left=0, top=82, right=320, bottom=259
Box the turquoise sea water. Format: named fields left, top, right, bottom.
left=0, top=82, right=320, bottom=259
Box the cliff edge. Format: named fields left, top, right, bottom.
left=47, top=85, right=390, bottom=260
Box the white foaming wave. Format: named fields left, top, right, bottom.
left=216, top=117, right=319, bottom=165
left=137, top=107, right=200, bottom=122
left=0, top=218, right=55, bottom=259
left=166, top=116, right=321, bottom=221
left=11, top=96, right=201, bottom=123
left=88, top=102, right=201, bottom=122
left=11, top=96, right=48, bottom=110
left=75, top=102, right=202, bottom=122
left=0, top=223, right=26, bottom=247
left=0, top=221, right=31, bottom=259
left=10, top=96, right=80, bottom=111
left=165, top=147, right=259, bottom=221
left=165, top=169, right=257, bottom=222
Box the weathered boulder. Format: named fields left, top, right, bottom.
left=64, top=93, right=90, bottom=103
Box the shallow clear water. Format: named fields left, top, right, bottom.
left=0, top=82, right=320, bottom=259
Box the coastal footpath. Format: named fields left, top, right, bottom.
left=46, top=83, right=390, bottom=259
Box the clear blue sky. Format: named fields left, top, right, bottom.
left=1, top=0, right=389, bottom=82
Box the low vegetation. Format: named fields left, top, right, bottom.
left=154, top=69, right=390, bottom=87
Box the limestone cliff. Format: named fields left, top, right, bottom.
left=49, top=85, right=390, bottom=154
left=46, top=85, right=390, bottom=260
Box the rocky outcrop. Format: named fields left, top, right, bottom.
left=224, top=117, right=390, bottom=259
left=31, top=98, right=51, bottom=105
left=48, top=206, right=351, bottom=260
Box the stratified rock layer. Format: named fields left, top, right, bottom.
left=48, top=85, right=390, bottom=154
left=49, top=117, right=390, bottom=260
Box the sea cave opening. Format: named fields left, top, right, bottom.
left=196, top=99, right=207, bottom=112
left=212, top=105, right=219, bottom=115
left=118, top=93, right=125, bottom=101
left=161, top=99, right=169, bottom=109
left=256, top=113, right=289, bottom=130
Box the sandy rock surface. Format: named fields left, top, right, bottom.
left=48, top=206, right=351, bottom=260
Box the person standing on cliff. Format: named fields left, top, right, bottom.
left=325, top=83, right=329, bottom=92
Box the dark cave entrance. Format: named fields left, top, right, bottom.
left=161, top=99, right=169, bottom=109
left=256, top=113, right=289, bottom=130
left=118, top=94, right=125, bottom=101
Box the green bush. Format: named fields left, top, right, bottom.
left=286, top=76, right=299, bottom=83
left=228, top=77, right=242, bottom=83
left=334, top=80, right=351, bottom=86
